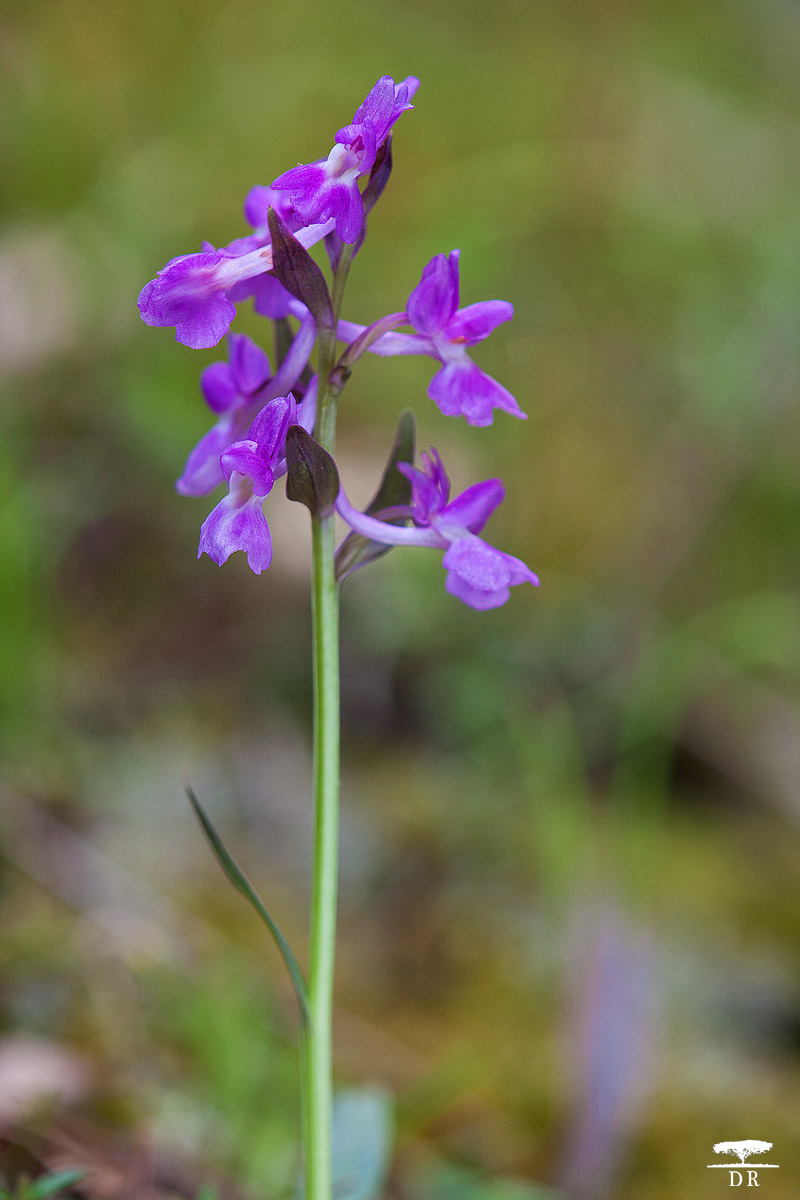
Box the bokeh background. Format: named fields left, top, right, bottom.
left=2, top=1, right=800, bottom=1197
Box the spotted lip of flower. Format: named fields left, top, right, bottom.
left=338, top=250, right=525, bottom=427
left=271, top=74, right=419, bottom=245
left=198, top=395, right=298, bottom=575
left=337, top=449, right=539, bottom=610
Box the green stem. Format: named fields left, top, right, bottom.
left=302, top=254, right=350, bottom=1196
left=303, top=507, right=339, bottom=1200
left=331, top=242, right=356, bottom=320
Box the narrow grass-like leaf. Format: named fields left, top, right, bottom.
left=27, top=1172, right=87, bottom=1200
left=186, top=787, right=309, bottom=1026
left=336, top=409, right=416, bottom=582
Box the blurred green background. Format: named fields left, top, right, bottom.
left=2, top=0, right=800, bottom=1197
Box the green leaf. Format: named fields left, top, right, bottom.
left=335, top=409, right=416, bottom=582
left=268, top=208, right=334, bottom=330
left=285, top=426, right=340, bottom=519
left=26, top=1171, right=87, bottom=1200
left=186, top=788, right=310, bottom=1027
left=332, top=1087, right=393, bottom=1200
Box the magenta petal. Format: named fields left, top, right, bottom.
left=176, top=293, right=236, bottom=349
left=272, top=161, right=326, bottom=192
left=295, top=376, right=318, bottom=436
left=502, top=552, right=540, bottom=587
left=397, top=463, right=441, bottom=522
left=441, top=535, right=538, bottom=608
left=137, top=252, right=237, bottom=349
left=421, top=449, right=449, bottom=504
left=198, top=492, right=273, bottom=574
left=328, top=181, right=364, bottom=243
left=438, top=479, right=506, bottom=534
left=399, top=75, right=421, bottom=103
left=397, top=447, right=450, bottom=523
left=177, top=415, right=241, bottom=496
left=351, top=74, right=418, bottom=144
left=200, top=361, right=238, bottom=414
left=442, top=536, right=512, bottom=591
left=247, top=396, right=295, bottom=462
left=220, top=441, right=275, bottom=496
left=243, top=185, right=274, bottom=228
left=407, top=252, right=460, bottom=334
left=445, top=300, right=514, bottom=345
left=227, top=272, right=295, bottom=319
left=253, top=275, right=295, bottom=319
left=243, top=185, right=298, bottom=231
left=445, top=572, right=511, bottom=610
left=272, top=163, right=330, bottom=223
left=352, top=76, right=396, bottom=132
left=428, top=360, right=526, bottom=426
left=229, top=333, right=271, bottom=394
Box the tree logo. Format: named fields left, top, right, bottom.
left=707, top=1140, right=779, bottom=1186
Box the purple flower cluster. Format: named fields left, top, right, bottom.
left=138, top=73, right=538, bottom=610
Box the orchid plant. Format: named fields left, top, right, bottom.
left=139, top=73, right=538, bottom=1200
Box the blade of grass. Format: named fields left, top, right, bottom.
left=186, top=787, right=310, bottom=1027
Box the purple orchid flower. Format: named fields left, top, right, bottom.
left=336, top=448, right=539, bottom=609
left=176, top=312, right=316, bottom=496
left=272, top=75, right=419, bottom=244
left=337, top=250, right=525, bottom=427
left=198, top=393, right=306, bottom=574
left=224, top=187, right=301, bottom=320
left=138, top=217, right=335, bottom=349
